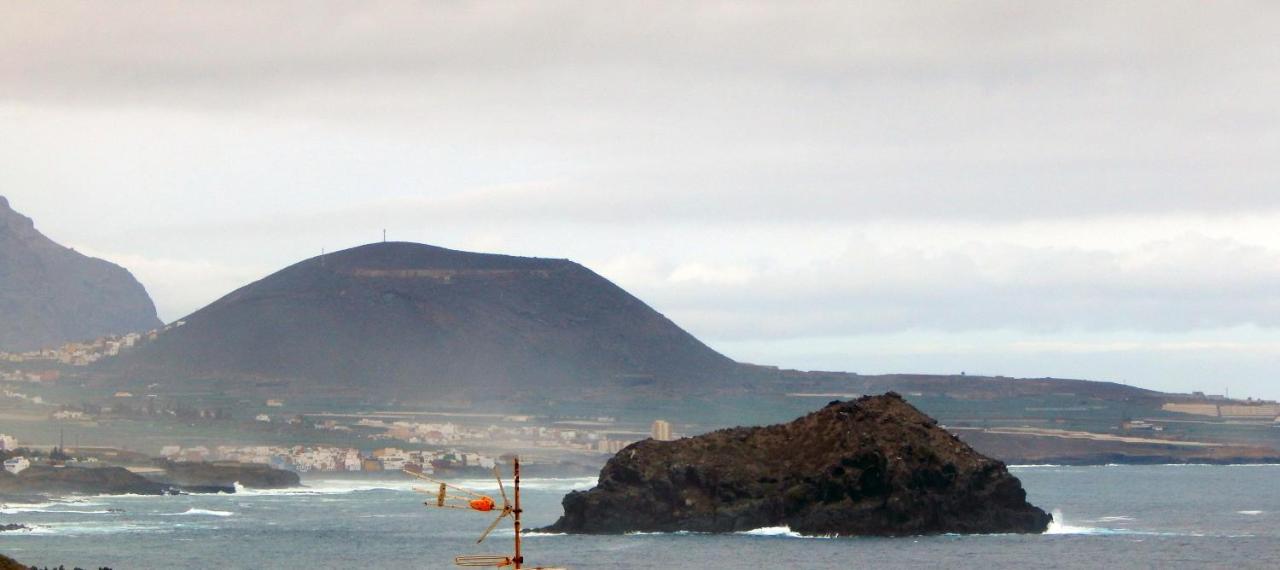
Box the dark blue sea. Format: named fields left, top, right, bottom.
left=3, top=465, right=1279, bottom=569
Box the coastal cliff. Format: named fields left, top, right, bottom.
left=541, top=393, right=1051, bottom=536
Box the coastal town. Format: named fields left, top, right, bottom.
left=0, top=413, right=683, bottom=477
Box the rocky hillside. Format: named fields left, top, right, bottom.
left=111, top=242, right=737, bottom=400
left=541, top=393, right=1051, bottom=536
left=0, top=196, right=161, bottom=352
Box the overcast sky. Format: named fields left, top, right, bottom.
left=4, top=1, right=1280, bottom=398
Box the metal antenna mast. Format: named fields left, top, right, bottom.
left=405, top=456, right=563, bottom=569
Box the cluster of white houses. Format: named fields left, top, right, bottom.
left=247, top=416, right=652, bottom=454
left=0, top=322, right=186, bottom=368
left=158, top=444, right=499, bottom=474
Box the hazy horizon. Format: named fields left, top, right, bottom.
left=5, top=2, right=1280, bottom=398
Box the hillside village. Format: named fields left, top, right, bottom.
left=0, top=322, right=183, bottom=373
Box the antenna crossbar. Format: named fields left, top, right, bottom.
left=454, top=554, right=513, bottom=567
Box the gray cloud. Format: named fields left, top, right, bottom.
left=4, top=1, right=1280, bottom=222
left=5, top=2, right=1280, bottom=397
left=613, top=233, right=1280, bottom=341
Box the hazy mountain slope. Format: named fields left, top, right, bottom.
left=113, top=242, right=737, bottom=399
left=0, top=196, right=162, bottom=351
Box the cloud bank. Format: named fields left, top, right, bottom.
left=4, top=2, right=1280, bottom=396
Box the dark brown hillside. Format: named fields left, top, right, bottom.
left=110, top=242, right=737, bottom=400
left=0, top=196, right=162, bottom=351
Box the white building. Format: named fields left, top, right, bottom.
left=0, top=434, right=16, bottom=451
left=4, top=456, right=30, bottom=474
left=651, top=419, right=673, bottom=441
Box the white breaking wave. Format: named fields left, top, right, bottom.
left=738, top=526, right=803, bottom=538
left=168, top=508, right=234, bottom=517
left=1237, top=510, right=1264, bottom=515
left=0, top=502, right=56, bottom=514
left=1046, top=509, right=1195, bottom=537
left=13, top=521, right=178, bottom=536
left=1046, top=509, right=1112, bottom=535
left=624, top=530, right=697, bottom=536
left=738, top=526, right=836, bottom=539
left=614, top=526, right=829, bottom=539
left=231, top=479, right=418, bottom=496
left=0, top=502, right=116, bottom=515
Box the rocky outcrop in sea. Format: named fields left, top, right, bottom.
left=541, top=393, right=1052, bottom=536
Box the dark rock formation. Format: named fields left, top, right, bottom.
left=541, top=393, right=1051, bottom=536
left=155, top=460, right=300, bottom=489
left=111, top=242, right=736, bottom=400
left=0, top=195, right=162, bottom=352
left=0, top=463, right=284, bottom=497
left=0, top=523, right=31, bottom=532
left=0, top=465, right=171, bottom=496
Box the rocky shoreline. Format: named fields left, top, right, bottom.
left=0, top=461, right=300, bottom=503
left=542, top=393, right=1051, bottom=537
left=0, top=465, right=173, bottom=497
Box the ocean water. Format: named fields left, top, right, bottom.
left=2, top=465, right=1279, bottom=569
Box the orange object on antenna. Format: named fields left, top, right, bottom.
left=470, top=496, right=496, bottom=512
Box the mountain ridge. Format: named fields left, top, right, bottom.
left=0, top=195, right=162, bottom=352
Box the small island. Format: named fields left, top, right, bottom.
left=541, top=393, right=1051, bottom=537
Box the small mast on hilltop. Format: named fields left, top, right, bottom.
left=404, top=456, right=565, bottom=570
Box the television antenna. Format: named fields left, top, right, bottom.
left=405, top=457, right=565, bottom=569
